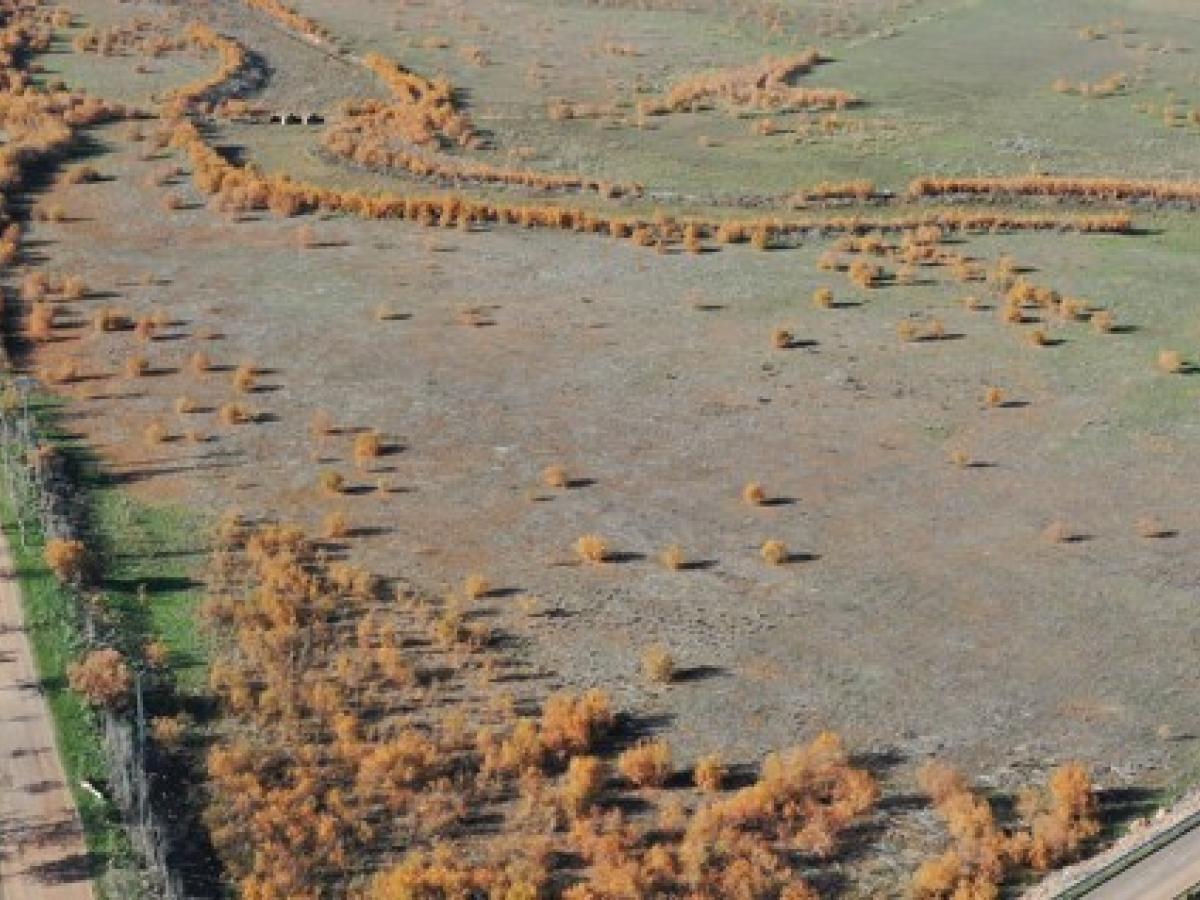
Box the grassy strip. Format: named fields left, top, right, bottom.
left=0, top=486, right=135, bottom=874
left=2, top=395, right=210, bottom=891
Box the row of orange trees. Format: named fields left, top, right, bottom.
left=909, top=174, right=1200, bottom=203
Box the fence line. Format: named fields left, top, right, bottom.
left=0, top=376, right=184, bottom=899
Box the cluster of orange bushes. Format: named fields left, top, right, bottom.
left=323, top=52, right=644, bottom=198
left=241, top=0, right=329, bottom=42
left=641, top=50, right=856, bottom=115
left=790, top=179, right=876, bottom=203
left=203, top=524, right=450, bottom=897
left=323, top=114, right=643, bottom=199
left=912, top=761, right=1100, bottom=898
left=359, top=51, right=474, bottom=147
left=201, top=521, right=883, bottom=897
left=1052, top=71, right=1127, bottom=97
left=908, top=174, right=1200, bottom=204
left=247, top=0, right=568, bottom=197
left=164, top=23, right=249, bottom=112
left=547, top=98, right=621, bottom=121
left=73, top=19, right=182, bottom=57
left=371, top=730, right=875, bottom=899
left=174, top=118, right=1136, bottom=242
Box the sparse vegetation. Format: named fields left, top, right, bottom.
left=761, top=539, right=788, bottom=565
left=575, top=533, right=608, bottom=564
left=4, top=2, right=1191, bottom=894
left=641, top=643, right=676, bottom=683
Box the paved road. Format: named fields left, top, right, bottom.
left=1084, top=825, right=1200, bottom=900
left=0, top=529, right=93, bottom=900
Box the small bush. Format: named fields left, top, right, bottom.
left=218, top=402, right=250, bottom=425
left=1158, top=349, right=1183, bottom=373
left=144, top=639, right=171, bottom=670
left=812, top=287, right=834, bottom=308
left=45, top=361, right=79, bottom=385
left=353, top=431, right=382, bottom=467
left=232, top=364, right=256, bottom=393
left=1135, top=516, right=1169, bottom=538
left=542, top=464, right=568, bottom=489
left=540, top=689, right=614, bottom=757
left=151, top=714, right=189, bottom=747
left=1042, top=520, right=1072, bottom=544
left=322, top=510, right=349, bottom=539
left=189, top=351, right=211, bottom=375
left=27, top=304, right=56, bottom=341
left=761, top=539, right=788, bottom=565
left=743, top=481, right=766, bottom=505
left=771, top=326, right=793, bottom=349
left=45, top=538, right=88, bottom=584
left=984, top=386, right=1005, bottom=408
left=93, top=307, right=130, bottom=333
left=68, top=648, right=131, bottom=709
left=660, top=544, right=685, bottom=570
left=464, top=573, right=490, bottom=600
left=175, top=396, right=198, bottom=414
left=124, top=354, right=150, bottom=377
left=310, top=409, right=334, bottom=437
left=1091, top=310, right=1115, bottom=333
left=694, top=753, right=726, bottom=792
left=641, top=644, right=675, bottom=683
left=618, top=738, right=672, bottom=788
left=575, top=534, right=608, bottom=564
left=295, top=224, right=318, bottom=248
left=320, top=470, right=345, bottom=495
left=134, top=316, right=156, bottom=342
left=62, top=274, right=87, bottom=299
left=143, top=421, right=167, bottom=445
left=561, top=756, right=606, bottom=816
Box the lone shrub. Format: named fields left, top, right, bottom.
left=1158, top=349, right=1183, bottom=373
left=320, top=470, right=345, bottom=495
left=660, top=544, right=685, bottom=570
left=761, top=539, right=788, bottom=565
left=641, top=644, right=675, bottom=683
left=542, top=464, right=568, bottom=489
left=575, top=534, right=608, bottom=564
left=218, top=403, right=250, bottom=425
left=232, top=364, right=256, bottom=393
left=742, top=481, right=766, bottom=505
left=353, top=431, right=382, bottom=468
left=1042, top=520, right=1072, bottom=544
left=464, top=573, right=490, bottom=600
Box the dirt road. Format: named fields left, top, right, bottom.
left=1080, top=822, right=1200, bottom=899
left=0, top=528, right=93, bottom=900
